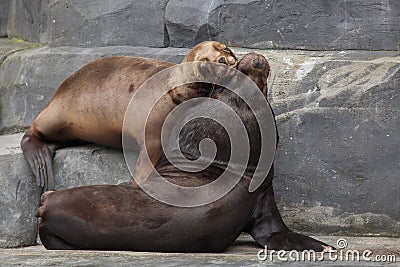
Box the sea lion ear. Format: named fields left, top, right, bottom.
left=222, top=46, right=238, bottom=64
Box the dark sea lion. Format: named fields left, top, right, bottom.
left=35, top=53, right=334, bottom=252
left=21, top=41, right=237, bottom=191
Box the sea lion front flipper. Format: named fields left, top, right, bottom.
left=21, top=129, right=55, bottom=191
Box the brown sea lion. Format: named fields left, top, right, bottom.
left=35, top=53, right=334, bottom=252
left=21, top=41, right=237, bottom=191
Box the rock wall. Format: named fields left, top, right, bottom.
left=0, top=0, right=9, bottom=37
left=0, top=0, right=399, bottom=248
left=4, top=0, right=400, bottom=50
left=0, top=134, right=135, bottom=247
left=180, top=0, right=400, bottom=50
left=0, top=41, right=187, bottom=132
left=7, top=0, right=169, bottom=47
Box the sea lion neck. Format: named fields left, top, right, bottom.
left=168, top=82, right=214, bottom=105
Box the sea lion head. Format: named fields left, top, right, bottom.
left=167, top=42, right=238, bottom=104
left=183, top=41, right=237, bottom=66
left=237, top=53, right=270, bottom=96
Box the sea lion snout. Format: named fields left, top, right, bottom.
left=237, top=53, right=270, bottom=96
left=252, top=58, right=265, bottom=69
left=237, top=53, right=269, bottom=73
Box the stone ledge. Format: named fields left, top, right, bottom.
left=0, top=235, right=399, bottom=266
left=1, top=39, right=399, bottom=132
left=0, top=133, right=135, bottom=248
left=7, top=0, right=170, bottom=47
left=0, top=132, right=399, bottom=248
left=0, top=133, right=40, bottom=248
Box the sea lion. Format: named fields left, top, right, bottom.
left=21, top=41, right=237, bottom=191
left=35, top=53, right=334, bottom=252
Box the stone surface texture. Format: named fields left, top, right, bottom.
left=0, top=134, right=40, bottom=248
left=0, top=235, right=399, bottom=266
left=208, top=0, right=400, bottom=50
left=0, top=133, right=135, bottom=247
left=165, top=0, right=223, bottom=48
left=0, top=40, right=399, bottom=248
left=4, top=0, right=400, bottom=50
left=0, top=1, right=398, bottom=264
left=0, top=39, right=188, bottom=133
left=230, top=49, right=400, bottom=237
left=0, top=0, right=9, bottom=37
left=7, top=0, right=169, bottom=47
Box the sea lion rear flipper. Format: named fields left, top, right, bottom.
left=258, top=230, right=335, bottom=252
left=21, top=129, right=55, bottom=191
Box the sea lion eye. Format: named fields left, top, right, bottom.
left=218, top=57, right=227, bottom=64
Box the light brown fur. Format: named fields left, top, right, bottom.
left=21, top=41, right=237, bottom=191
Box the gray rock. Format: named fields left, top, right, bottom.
left=232, top=49, right=400, bottom=236
left=0, top=0, right=9, bottom=37
left=274, top=108, right=400, bottom=236
left=165, top=0, right=223, bottom=48
left=0, top=38, right=37, bottom=64
left=0, top=46, right=101, bottom=133
left=0, top=133, right=135, bottom=248
left=53, top=145, right=133, bottom=189
left=7, top=0, right=400, bottom=50
left=0, top=41, right=188, bottom=133
left=257, top=50, right=400, bottom=236
left=0, top=133, right=41, bottom=248
left=8, top=0, right=169, bottom=47
left=7, top=0, right=49, bottom=43
left=1, top=235, right=400, bottom=265
left=167, top=0, right=400, bottom=50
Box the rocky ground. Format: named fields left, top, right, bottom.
left=0, top=235, right=399, bottom=266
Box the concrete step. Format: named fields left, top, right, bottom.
left=0, top=235, right=399, bottom=266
